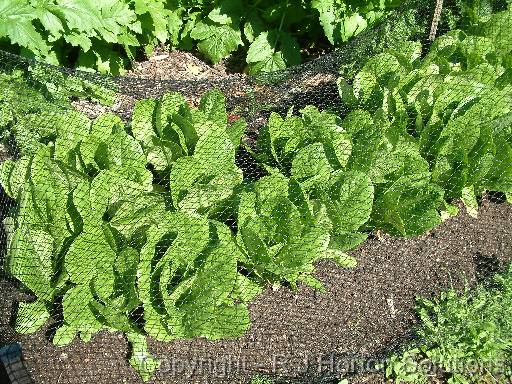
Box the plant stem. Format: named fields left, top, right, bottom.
left=273, top=0, right=289, bottom=51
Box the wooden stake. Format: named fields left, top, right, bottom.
left=429, top=0, right=444, bottom=41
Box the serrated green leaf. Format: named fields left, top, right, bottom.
left=133, top=0, right=168, bottom=37
left=31, top=0, right=64, bottom=39
left=340, top=12, right=368, bottom=42
left=64, top=32, right=92, bottom=52
left=53, top=0, right=102, bottom=34
left=243, top=11, right=265, bottom=43
left=312, top=0, right=338, bottom=44
left=246, top=32, right=274, bottom=64
left=279, top=31, right=301, bottom=67
left=100, top=0, right=138, bottom=38
left=246, top=29, right=299, bottom=73
left=192, top=23, right=242, bottom=64
left=208, top=0, right=243, bottom=25
left=249, top=51, right=286, bottom=74
left=0, top=0, right=50, bottom=55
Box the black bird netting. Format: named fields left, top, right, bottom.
left=1, top=0, right=512, bottom=383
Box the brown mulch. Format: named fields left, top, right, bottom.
left=1, top=196, right=511, bottom=384
left=71, top=47, right=248, bottom=121
left=70, top=46, right=339, bottom=123
left=125, top=48, right=234, bottom=81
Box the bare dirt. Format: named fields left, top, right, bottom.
left=1, top=196, right=511, bottom=384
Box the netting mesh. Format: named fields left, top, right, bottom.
left=1, top=0, right=512, bottom=383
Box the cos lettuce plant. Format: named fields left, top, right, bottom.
left=130, top=89, right=247, bottom=216
left=252, top=104, right=445, bottom=238
left=1, top=108, right=159, bottom=379
left=0, top=86, right=361, bottom=381
left=338, top=5, right=512, bottom=213
left=252, top=106, right=374, bottom=245
left=236, top=171, right=358, bottom=291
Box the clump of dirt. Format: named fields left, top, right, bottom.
left=1, top=197, right=511, bottom=384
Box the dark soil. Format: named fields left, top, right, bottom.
left=1, top=197, right=511, bottom=384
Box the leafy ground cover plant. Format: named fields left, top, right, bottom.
left=250, top=376, right=275, bottom=384
left=0, top=0, right=405, bottom=73
left=0, top=0, right=148, bottom=73
left=1, top=0, right=510, bottom=75
left=250, top=376, right=349, bottom=383
left=382, top=265, right=512, bottom=383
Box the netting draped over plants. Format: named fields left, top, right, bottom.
left=0, top=0, right=512, bottom=383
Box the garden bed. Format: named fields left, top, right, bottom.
left=1, top=3, right=511, bottom=383
left=1, top=196, right=511, bottom=384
